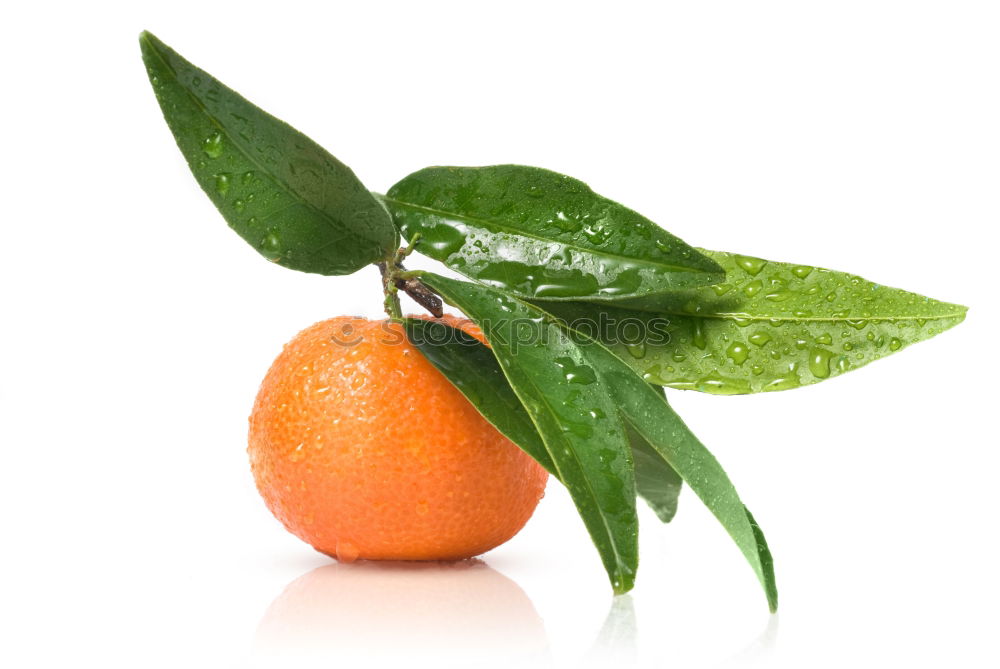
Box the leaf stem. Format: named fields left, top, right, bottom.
left=377, top=261, right=404, bottom=320
left=376, top=236, right=443, bottom=320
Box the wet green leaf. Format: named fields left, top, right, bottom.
left=405, top=318, right=683, bottom=522
left=575, top=336, right=778, bottom=612
left=628, top=409, right=683, bottom=523
left=381, top=165, right=723, bottom=301
left=543, top=249, right=967, bottom=394
left=139, top=31, right=397, bottom=274
left=408, top=278, right=776, bottom=608
left=401, top=318, right=555, bottom=474
left=419, top=273, right=639, bottom=594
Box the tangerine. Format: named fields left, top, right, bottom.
left=248, top=315, right=548, bottom=561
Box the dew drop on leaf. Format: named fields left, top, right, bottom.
left=262, top=231, right=281, bottom=252
left=627, top=343, right=646, bottom=359
left=744, top=280, right=763, bottom=297
left=809, top=348, right=833, bottom=378
left=726, top=342, right=749, bottom=366
left=554, top=357, right=597, bottom=385
left=734, top=254, right=768, bottom=276
left=214, top=173, right=230, bottom=197
left=695, top=373, right=750, bottom=395
left=791, top=265, right=814, bottom=279
left=692, top=321, right=707, bottom=350
left=202, top=131, right=223, bottom=158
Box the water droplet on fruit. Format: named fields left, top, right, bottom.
left=889, top=337, right=902, bottom=351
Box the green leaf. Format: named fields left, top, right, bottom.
left=381, top=165, right=724, bottom=301
left=543, top=249, right=967, bottom=394
left=405, top=317, right=682, bottom=522
left=406, top=280, right=776, bottom=609
left=401, top=318, right=555, bottom=474
left=575, top=336, right=778, bottom=612
left=418, top=273, right=639, bottom=594
left=628, top=411, right=683, bottom=523
left=139, top=31, right=398, bottom=275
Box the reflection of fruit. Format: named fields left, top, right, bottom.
left=253, top=561, right=549, bottom=665
left=248, top=315, right=548, bottom=561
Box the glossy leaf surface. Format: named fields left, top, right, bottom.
left=628, top=412, right=683, bottom=523
left=406, top=318, right=683, bottom=522
left=382, top=165, right=723, bottom=301
left=139, top=32, right=397, bottom=275
left=419, top=273, right=639, bottom=594
left=544, top=250, right=967, bottom=394
left=402, top=318, right=555, bottom=474
left=576, top=336, right=778, bottom=611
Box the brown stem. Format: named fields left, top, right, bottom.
left=377, top=260, right=443, bottom=319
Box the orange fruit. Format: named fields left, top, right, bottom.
left=248, top=315, right=548, bottom=562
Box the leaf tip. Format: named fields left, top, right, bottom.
left=138, top=30, right=166, bottom=68
left=138, top=30, right=158, bottom=51
left=611, top=575, right=635, bottom=596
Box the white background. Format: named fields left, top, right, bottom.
left=2, top=2, right=998, bottom=667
